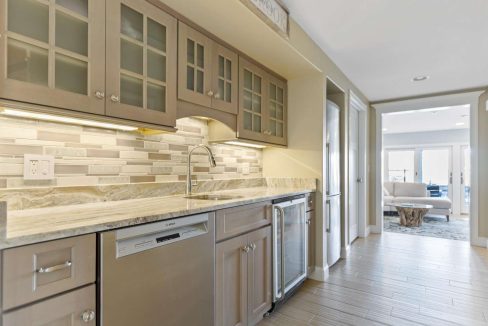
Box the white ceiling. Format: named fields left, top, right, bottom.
left=382, top=105, right=470, bottom=134
left=281, top=0, right=488, bottom=101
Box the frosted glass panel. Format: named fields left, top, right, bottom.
left=7, top=38, right=48, bottom=86
left=120, top=74, right=143, bottom=107
left=187, top=67, right=194, bottom=91
left=55, top=54, right=87, bottom=94
left=8, top=0, right=49, bottom=43
left=270, top=120, right=276, bottom=136
left=147, top=50, right=166, bottom=82
left=147, top=18, right=166, bottom=52
left=187, top=39, right=195, bottom=64
left=244, top=112, right=252, bottom=130
left=253, top=75, right=261, bottom=93
left=277, top=104, right=283, bottom=120
left=218, top=79, right=224, bottom=100
left=56, top=0, right=88, bottom=17
left=218, top=56, right=224, bottom=78
left=269, top=102, right=276, bottom=118
left=147, top=83, right=166, bottom=112
left=121, top=4, right=143, bottom=41
left=121, top=39, right=143, bottom=75
left=252, top=94, right=261, bottom=113
left=253, top=115, right=261, bottom=132
left=56, top=11, right=88, bottom=56
left=244, top=70, right=252, bottom=90
left=270, top=84, right=276, bottom=100
left=196, top=70, right=204, bottom=93
left=243, top=90, right=252, bottom=110
left=225, top=82, right=231, bottom=103
left=277, top=87, right=284, bottom=103
left=277, top=123, right=283, bottom=137
left=196, top=44, right=204, bottom=68
left=226, top=60, right=231, bottom=79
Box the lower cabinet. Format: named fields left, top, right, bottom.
left=2, top=285, right=96, bottom=326
left=216, top=226, right=272, bottom=326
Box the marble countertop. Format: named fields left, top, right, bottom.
left=0, top=187, right=314, bottom=249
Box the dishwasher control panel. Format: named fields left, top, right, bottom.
left=115, top=213, right=209, bottom=258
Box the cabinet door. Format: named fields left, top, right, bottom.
left=211, top=43, right=238, bottom=114
left=216, top=234, right=248, bottom=326
left=247, top=226, right=272, bottom=326
left=0, top=0, right=105, bottom=114
left=238, top=57, right=266, bottom=142
left=178, top=22, right=212, bottom=108
left=3, top=285, right=96, bottom=326
left=265, top=75, right=287, bottom=145
left=307, top=210, right=315, bottom=273
left=106, top=0, right=176, bottom=126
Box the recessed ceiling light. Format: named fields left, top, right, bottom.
left=412, top=75, right=429, bottom=82
left=455, top=122, right=465, bottom=126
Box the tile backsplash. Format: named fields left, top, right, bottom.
left=0, top=116, right=262, bottom=189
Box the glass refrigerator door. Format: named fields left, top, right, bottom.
left=283, top=201, right=307, bottom=291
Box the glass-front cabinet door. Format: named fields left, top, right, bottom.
left=105, top=0, right=176, bottom=126
left=0, top=0, right=105, bottom=114
left=265, top=75, right=287, bottom=145
left=178, top=22, right=212, bottom=108
left=211, top=43, right=238, bottom=114
left=238, top=57, right=265, bottom=142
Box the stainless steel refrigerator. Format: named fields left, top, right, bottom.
left=326, top=100, right=341, bottom=266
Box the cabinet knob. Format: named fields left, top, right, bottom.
left=81, top=310, right=95, bottom=322
left=95, top=91, right=105, bottom=99
left=250, top=243, right=257, bottom=251
left=242, top=245, right=250, bottom=253
left=110, top=95, right=120, bottom=103
left=207, top=90, right=214, bottom=97
left=306, top=219, right=311, bottom=225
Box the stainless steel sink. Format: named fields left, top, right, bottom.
left=184, top=194, right=244, bottom=201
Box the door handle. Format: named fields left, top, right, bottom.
left=461, top=172, right=464, bottom=185
left=449, top=172, right=453, bottom=185
left=326, top=199, right=331, bottom=233
left=274, top=205, right=286, bottom=299
left=357, top=177, right=363, bottom=183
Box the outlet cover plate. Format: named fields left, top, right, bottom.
left=24, top=154, right=55, bottom=180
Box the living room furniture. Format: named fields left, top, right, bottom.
left=384, top=182, right=451, bottom=221
left=393, top=203, right=433, bottom=227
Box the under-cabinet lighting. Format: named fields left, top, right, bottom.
left=455, top=122, right=465, bottom=126
left=224, top=141, right=266, bottom=149
left=0, top=108, right=138, bottom=131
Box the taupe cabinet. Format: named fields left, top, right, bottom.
left=178, top=22, right=238, bottom=114
left=238, top=58, right=287, bottom=146
left=215, top=202, right=272, bottom=326
left=0, top=0, right=177, bottom=127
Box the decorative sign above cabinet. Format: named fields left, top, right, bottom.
left=240, top=0, right=289, bottom=37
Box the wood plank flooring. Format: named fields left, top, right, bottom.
left=258, top=232, right=488, bottom=326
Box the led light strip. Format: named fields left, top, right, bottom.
left=0, top=108, right=138, bottom=131
left=224, top=141, right=266, bottom=149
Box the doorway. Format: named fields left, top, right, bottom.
left=373, top=91, right=482, bottom=246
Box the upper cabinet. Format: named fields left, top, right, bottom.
left=238, top=58, right=287, bottom=146
left=105, top=0, right=177, bottom=126
left=178, top=22, right=238, bottom=115
left=0, top=0, right=106, bottom=115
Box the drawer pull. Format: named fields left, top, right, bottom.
left=37, top=260, right=72, bottom=274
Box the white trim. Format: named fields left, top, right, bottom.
left=349, top=91, right=369, bottom=239
left=309, top=265, right=329, bottom=281
left=340, top=245, right=350, bottom=258
left=372, top=91, right=484, bottom=246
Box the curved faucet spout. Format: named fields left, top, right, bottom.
left=187, top=145, right=217, bottom=195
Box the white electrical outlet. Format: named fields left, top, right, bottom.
left=24, top=155, right=54, bottom=180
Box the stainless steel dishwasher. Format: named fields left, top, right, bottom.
left=99, top=213, right=215, bottom=326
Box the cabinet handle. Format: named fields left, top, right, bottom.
left=207, top=90, right=214, bottom=97
left=250, top=243, right=257, bottom=251
left=81, top=310, right=96, bottom=323
left=94, top=91, right=105, bottom=99
left=242, top=245, right=250, bottom=253
left=110, top=95, right=120, bottom=103
left=306, top=219, right=311, bottom=225
left=37, top=260, right=72, bottom=274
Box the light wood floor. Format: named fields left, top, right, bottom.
left=259, top=232, right=488, bottom=326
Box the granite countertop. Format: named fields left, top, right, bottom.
left=0, top=187, right=314, bottom=249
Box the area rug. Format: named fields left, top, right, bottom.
left=384, top=215, right=469, bottom=241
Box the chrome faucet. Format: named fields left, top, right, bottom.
left=186, top=145, right=217, bottom=195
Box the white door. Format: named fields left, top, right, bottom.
left=461, top=146, right=470, bottom=214
left=348, top=108, right=359, bottom=242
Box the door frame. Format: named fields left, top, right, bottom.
left=372, top=91, right=484, bottom=247
left=349, top=91, right=368, bottom=239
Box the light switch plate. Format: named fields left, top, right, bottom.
left=24, top=154, right=55, bottom=180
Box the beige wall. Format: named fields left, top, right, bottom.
left=478, top=90, right=488, bottom=237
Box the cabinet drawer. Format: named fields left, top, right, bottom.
left=2, top=285, right=96, bottom=326
left=2, top=234, right=96, bottom=310
left=216, top=201, right=272, bottom=241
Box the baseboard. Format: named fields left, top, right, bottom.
left=470, top=236, right=487, bottom=248
left=341, top=245, right=350, bottom=258
left=369, top=224, right=382, bottom=234
left=360, top=226, right=371, bottom=238
left=309, top=265, right=329, bottom=281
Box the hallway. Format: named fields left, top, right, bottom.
left=259, top=233, right=488, bottom=326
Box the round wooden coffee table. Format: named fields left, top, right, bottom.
left=393, top=203, right=433, bottom=227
